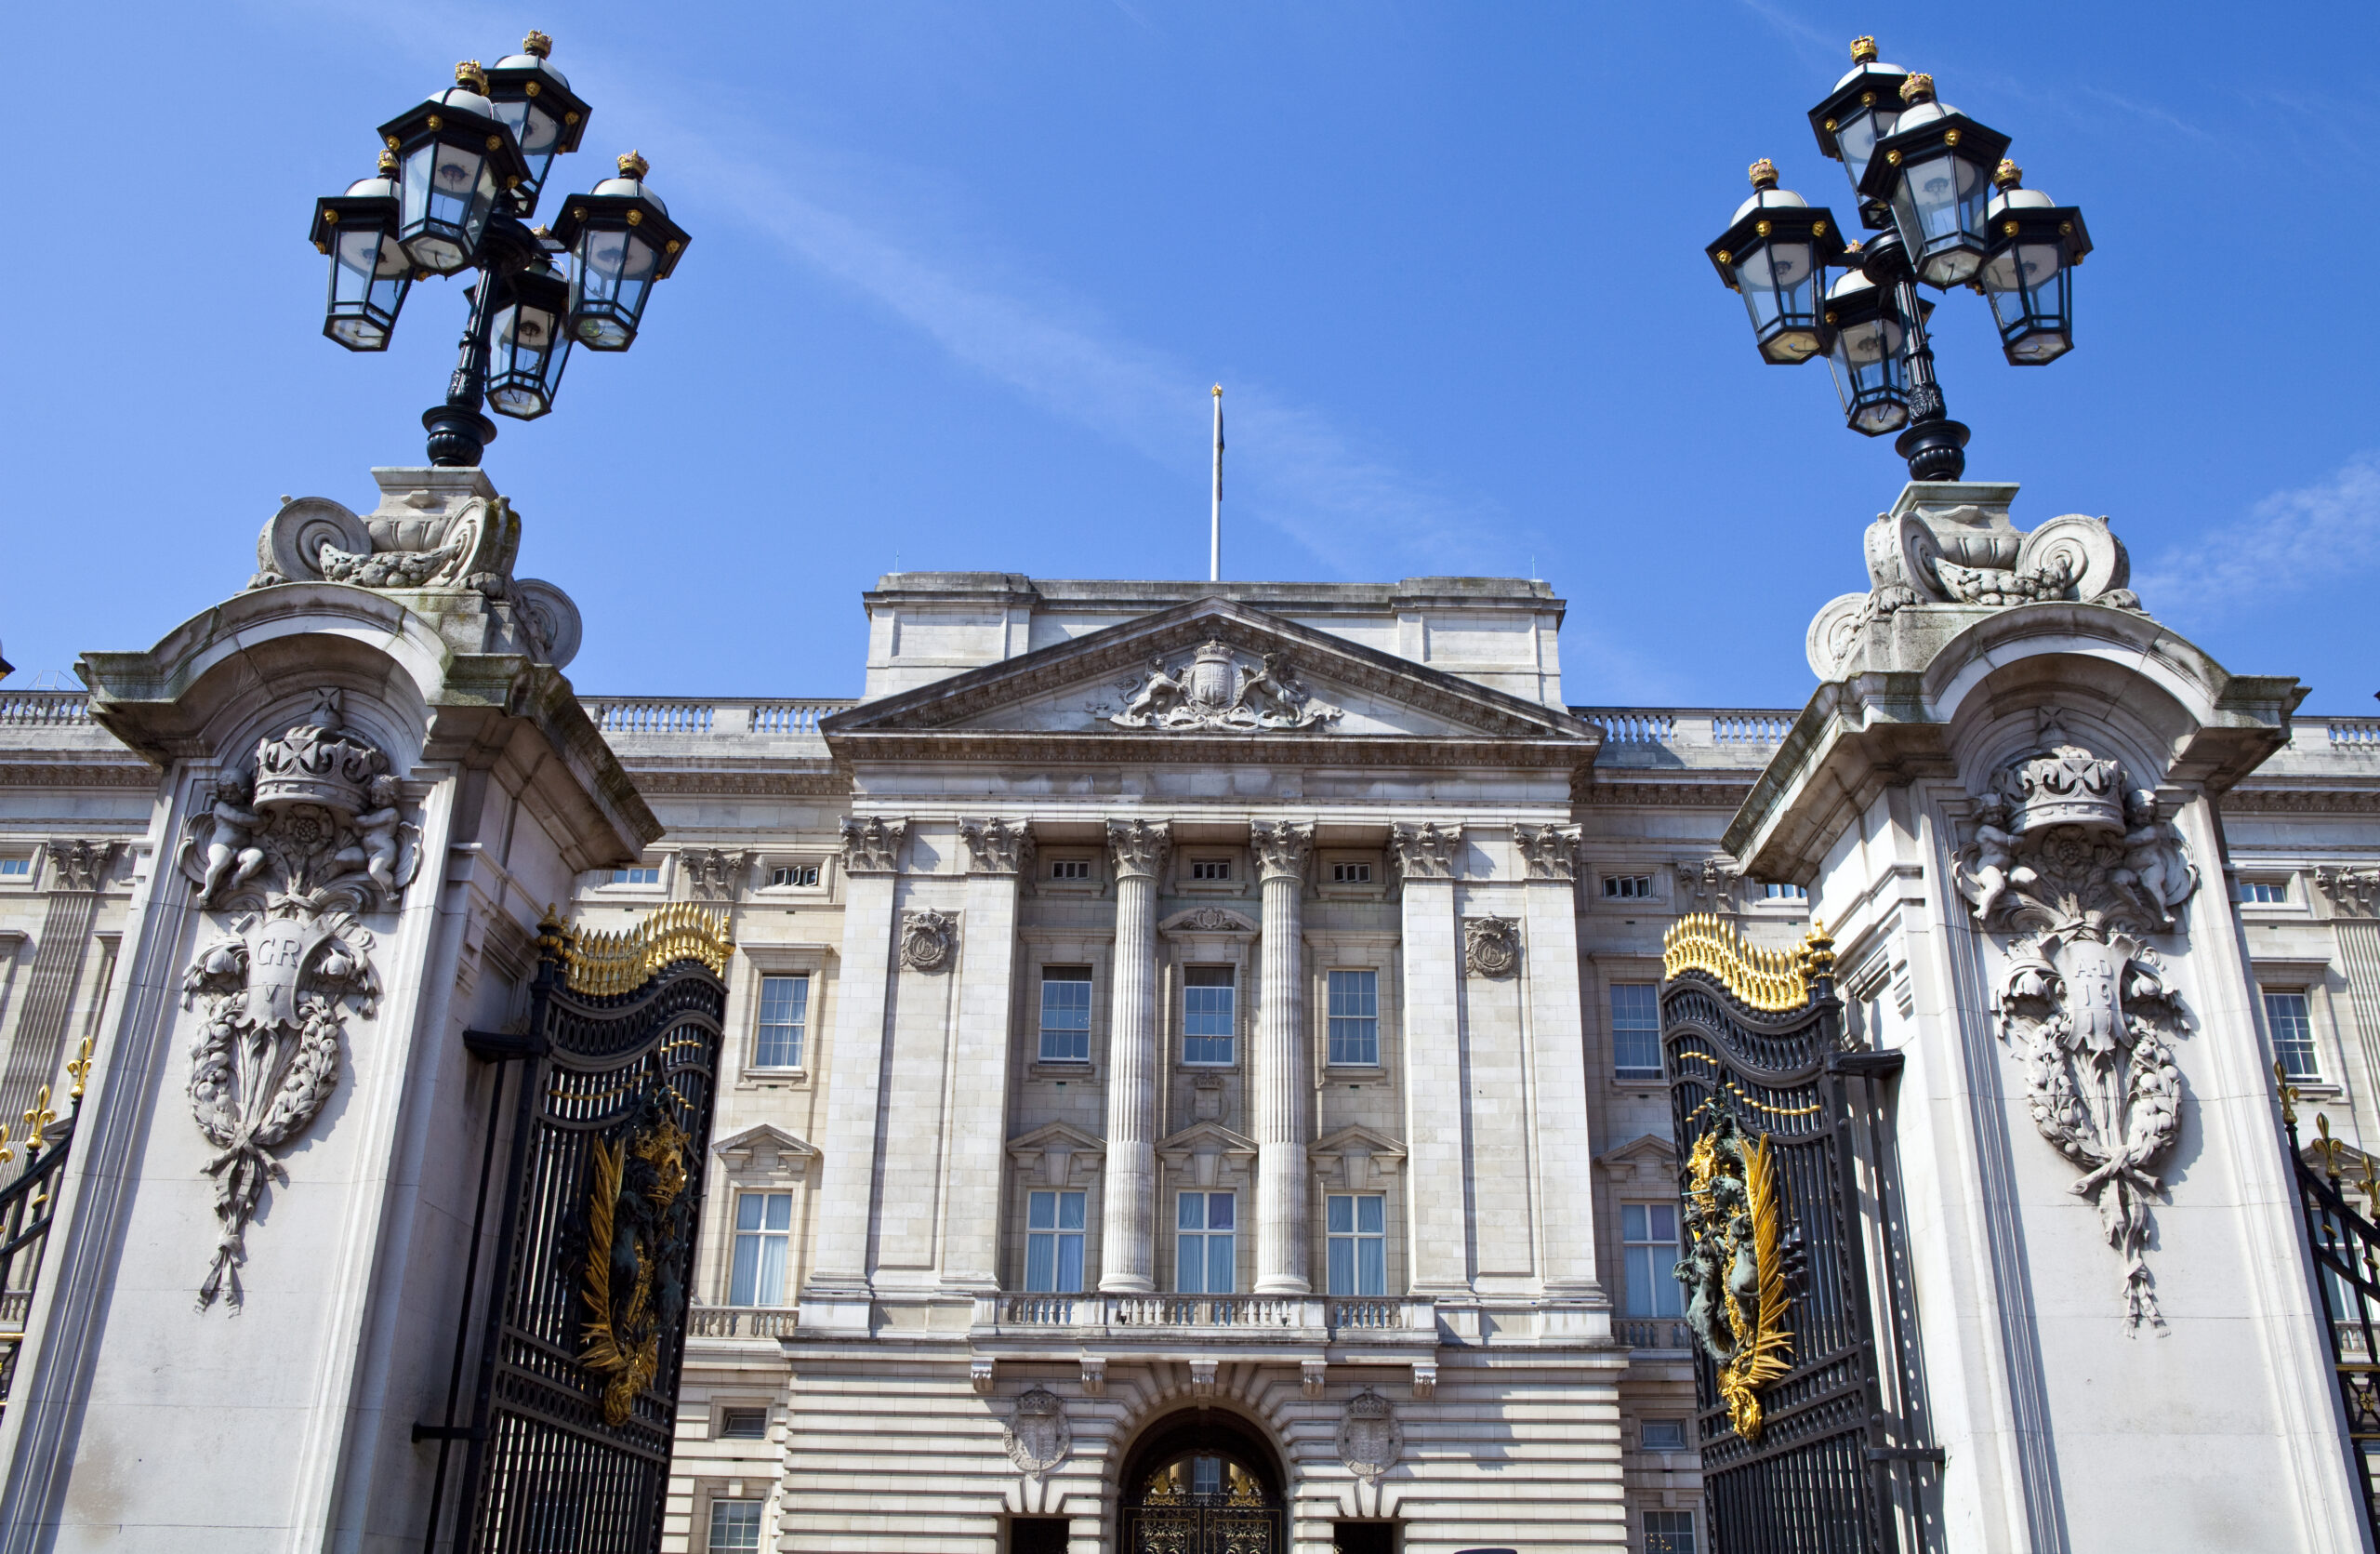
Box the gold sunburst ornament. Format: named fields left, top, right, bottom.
left=1678, top=1104, right=1797, bottom=1441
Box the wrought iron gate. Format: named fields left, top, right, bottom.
left=2273, top=1067, right=2380, bottom=1545
left=420, top=904, right=732, bottom=1554
left=1660, top=916, right=1935, bottom=1554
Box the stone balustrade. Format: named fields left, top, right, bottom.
left=0, top=692, right=93, bottom=726
left=579, top=697, right=857, bottom=738
left=686, top=1305, right=803, bottom=1338
left=1613, top=1317, right=1692, bottom=1352
left=972, top=1291, right=1437, bottom=1340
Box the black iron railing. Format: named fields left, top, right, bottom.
left=0, top=1042, right=94, bottom=1419
left=2276, top=1068, right=2380, bottom=1546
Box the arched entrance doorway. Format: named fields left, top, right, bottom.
left=1117, top=1410, right=1287, bottom=1553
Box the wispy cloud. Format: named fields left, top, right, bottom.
left=2135, top=453, right=2380, bottom=622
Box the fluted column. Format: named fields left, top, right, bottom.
left=1252, top=820, right=1315, bottom=1295
left=1098, top=818, right=1170, bottom=1292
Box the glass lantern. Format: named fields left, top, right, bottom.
left=1821, top=269, right=1931, bottom=436
left=552, top=153, right=692, bottom=351
left=483, top=31, right=591, bottom=215
left=377, top=62, right=531, bottom=274
left=1705, top=161, right=1846, bottom=365
left=309, top=153, right=414, bottom=352
left=1805, top=35, right=1910, bottom=231
left=485, top=265, right=573, bottom=419
left=1979, top=162, right=2092, bottom=365
left=1858, top=74, right=2011, bottom=289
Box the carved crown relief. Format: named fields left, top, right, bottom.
left=1465, top=917, right=1520, bottom=977
left=174, top=690, right=422, bottom=1309
left=1095, top=638, right=1342, bottom=731
left=1951, top=713, right=2198, bottom=1330
left=899, top=909, right=957, bottom=972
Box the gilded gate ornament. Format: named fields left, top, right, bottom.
left=578, top=1095, right=697, bottom=1426
left=1674, top=1105, right=1799, bottom=1441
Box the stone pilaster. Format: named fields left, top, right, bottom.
left=0, top=843, right=115, bottom=1132
left=1251, top=820, right=1314, bottom=1295
left=1098, top=818, right=1169, bottom=1292
left=940, top=820, right=1028, bottom=1291
left=1391, top=821, right=1469, bottom=1295
left=1515, top=824, right=1602, bottom=1306
left=801, top=817, right=907, bottom=1325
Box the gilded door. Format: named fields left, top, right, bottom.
left=1122, top=1454, right=1282, bottom=1554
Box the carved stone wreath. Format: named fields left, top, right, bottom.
left=900, top=909, right=958, bottom=972
left=1004, top=1387, right=1071, bottom=1478
left=1464, top=916, right=1519, bottom=977
left=1098, top=638, right=1342, bottom=731
left=174, top=689, right=420, bottom=1309
left=1951, top=714, right=2198, bottom=1330
left=1335, top=1390, right=1402, bottom=1481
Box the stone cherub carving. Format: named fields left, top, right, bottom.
left=185, top=771, right=270, bottom=906
left=334, top=774, right=406, bottom=897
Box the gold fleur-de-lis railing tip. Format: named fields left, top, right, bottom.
left=2277, top=1060, right=2300, bottom=1125
left=67, top=1035, right=94, bottom=1101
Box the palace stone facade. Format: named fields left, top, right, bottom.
left=3, top=478, right=2376, bottom=1552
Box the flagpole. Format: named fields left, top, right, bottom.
left=1210, top=384, right=1223, bottom=583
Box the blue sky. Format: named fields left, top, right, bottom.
left=6, top=2, right=2376, bottom=711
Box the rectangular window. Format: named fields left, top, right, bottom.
left=754, top=974, right=809, bottom=1069
left=1183, top=966, right=1236, bottom=1065
left=1760, top=882, right=1807, bottom=900
left=1622, top=1202, right=1684, bottom=1318
left=0, top=857, right=29, bottom=878
left=769, top=863, right=819, bottom=888
left=1612, top=982, right=1662, bottom=1079
left=1326, top=1193, right=1387, bottom=1295
left=2267, top=990, right=2320, bottom=1080
left=2241, top=879, right=2288, bottom=904
left=1640, top=1419, right=1687, bottom=1452
left=707, top=1499, right=763, bottom=1554
left=1190, top=857, right=1232, bottom=881
left=1176, top=1191, right=1236, bottom=1293
left=730, top=1190, right=793, bottom=1306
left=1644, top=1508, right=1698, bottom=1554
left=1038, top=966, right=1093, bottom=1062
left=608, top=865, right=660, bottom=885
left=1603, top=873, right=1654, bottom=900
left=1050, top=857, right=1091, bottom=881
left=1330, top=860, right=1372, bottom=884
left=1327, top=970, right=1381, bottom=1066
left=719, top=1406, right=770, bottom=1440
left=1026, top=1189, right=1088, bottom=1292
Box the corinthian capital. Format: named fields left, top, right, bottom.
left=1251, top=821, right=1314, bottom=883
left=1389, top=822, right=1461, bottom=881
left=1106, top=818, right=1171, bottom=881
left=959, top=817, right=1033, bottom=876
left=1513, top=824, right=1580, bottom=882
left=840, top=817, right=907, bottom=874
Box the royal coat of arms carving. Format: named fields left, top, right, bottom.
left=577, top=1094, right=697, bottom=1426
left=175, top=690, right=420, bottom=1308
left=1952, top=714, right=2198, bottom=1329
left=1335, top=1389, right=1403, bottom=1481
left=1101, top=638, right=1342, bottom=731
left=1674, top=1106, right=1802, bottom=1441
left=1003, top=1388, right=1071, bottom=1477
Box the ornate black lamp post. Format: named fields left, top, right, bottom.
left=1709, top=37, right=2090, bottom=482
left=307, top=33, right=693, bottom=467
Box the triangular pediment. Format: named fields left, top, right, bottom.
left=713, top=1123, right=818, bottom=1175
left=1155, top=1120, right=1260, bottom=1161
left=1006, top=1120, right=1109, bottom=1159
left=823, top=598, right=1597, bottom=763
left=1595, top=1133, right=1679, bottom=1183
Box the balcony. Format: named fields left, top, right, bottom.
left=973, top=1291, right=1438, bottom=1347
left=1615, top=1317, right=1692, bottom=1354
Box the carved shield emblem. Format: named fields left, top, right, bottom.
left=900, top=909, right=956, bottom=972
left=1004, top=1387, right=1071, bottom=1477
left=1464, top=916, right=1520, bottom=977
left=1335, top=1389, right=1402, bottom=1481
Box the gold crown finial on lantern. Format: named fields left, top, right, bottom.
left=1993, top=158, right=2023, bottom=191
left=1899, top=73, right=1935, bottom=103
left=1849, top=35, right=1878, bottom=63
left=377, top=146, right=399, bottom=177
left=456, top=60, right=487, bottom=93
left=618, top=150, right=651, bottom=179
left=523, top=29, right=553, bottom=58
left=1748, top=158, right=1779, bottom=191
